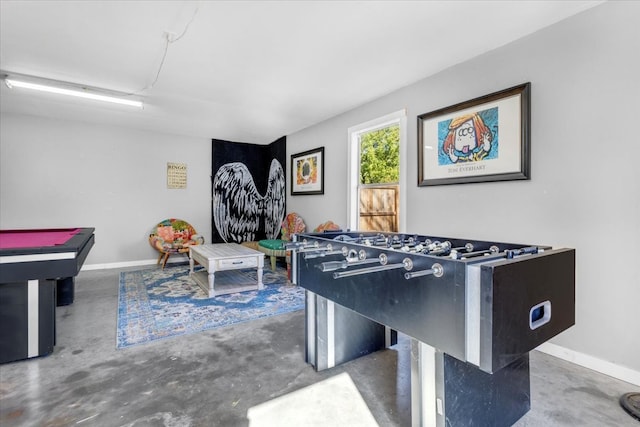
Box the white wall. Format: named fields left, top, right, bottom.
left=0, top=114, right=211, bottom=266
left=286, top=1, right=640, bottom=381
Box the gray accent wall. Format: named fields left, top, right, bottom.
left=286, top=2, right=640, bottom=376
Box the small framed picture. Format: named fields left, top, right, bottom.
left=291, top=147, right=324, bottom=195
left=418, top=83, right=531, bottom=186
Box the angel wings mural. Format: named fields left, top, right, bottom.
left=213, top=159, right=286, bottom=243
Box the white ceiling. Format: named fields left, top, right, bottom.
left=0, top=1, right=603, bottom=144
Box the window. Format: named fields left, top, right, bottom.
left=348, top=110, right=406, bottom=232
left=358, top=124, right=400, bottom=231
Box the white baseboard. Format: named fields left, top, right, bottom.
left=537, top=342, right=640, bottom=387
left=82, top=255, right=189, bottom=271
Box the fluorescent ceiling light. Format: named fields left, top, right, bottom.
left=3, top=74, right=144, bottom=109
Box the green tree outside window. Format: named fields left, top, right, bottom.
left=359, top=125, right=400, bottom=184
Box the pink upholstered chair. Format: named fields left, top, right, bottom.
left=281, top=212, right=307, bottom=240
left=313, top=221, right=341, bottom=233
left=149, top=218, right=204, bottom=268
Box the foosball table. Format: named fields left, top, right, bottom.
left=289, top=231, right=575, bottom=427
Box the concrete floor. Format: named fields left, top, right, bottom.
left=0, top=266, right=638, bottom=426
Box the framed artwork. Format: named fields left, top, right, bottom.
left=291, top=146, right=324, bottom=195
left=418, top=82, right=530, bottom=186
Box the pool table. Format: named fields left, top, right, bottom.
left=0, top=227, right=95, bottom=363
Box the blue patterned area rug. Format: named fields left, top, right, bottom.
left=117, top=264, right=304, bottom=349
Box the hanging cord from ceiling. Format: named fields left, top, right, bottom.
left=130, top=2, right=200, bottom=96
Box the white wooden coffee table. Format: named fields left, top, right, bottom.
left=189, top=243, right=265, bottom=297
